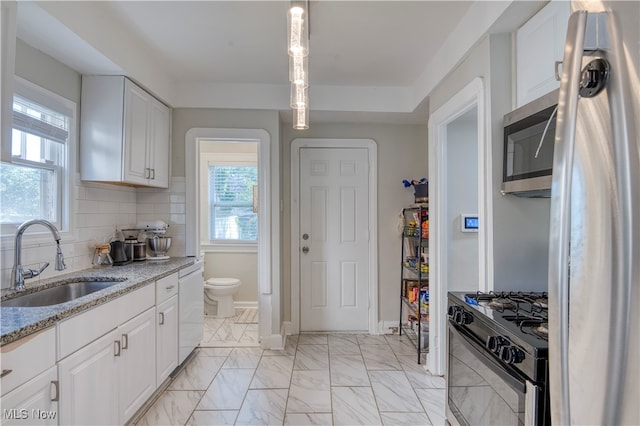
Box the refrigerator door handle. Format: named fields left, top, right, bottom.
left=548, top=9, right=588, bottom=426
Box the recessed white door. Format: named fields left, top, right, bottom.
left=299, top=147, right=370, bottom=331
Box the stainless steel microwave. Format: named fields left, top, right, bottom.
left=502, top=89, right=559, bottom=197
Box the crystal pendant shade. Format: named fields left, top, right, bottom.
left=290, top=83, right=308, bottom=108
left=288, top=2, right=309, bottom=129
left=287, top=6, right=308, bottom=57
left=289, top=54, right=308, bottom=87
left=293, top=107, right=309, bottom=130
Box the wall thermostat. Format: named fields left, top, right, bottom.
left=460, top=214, right=478, bottom=233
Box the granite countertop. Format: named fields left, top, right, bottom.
left=0, top=257, right=197, bottom=346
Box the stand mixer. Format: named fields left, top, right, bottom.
left=136, top=220, right=171, bottom=260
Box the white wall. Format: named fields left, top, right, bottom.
left=446, top=111, right=479, bottom=291
left=281, top=123, right=428, bottom=324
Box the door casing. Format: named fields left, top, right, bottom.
left=290, top=138, right=378, bottom=335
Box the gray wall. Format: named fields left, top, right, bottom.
left=446, top=112, right=479, bottom=291
left=488, top=34, right=550, bottom=292
left=281, top=123, right=428, bottom=324
left=171, top=109, right=280, bottom=178
left=430, top=33, right=550, bottom=293
left=14, top=39, right=81, bottom=164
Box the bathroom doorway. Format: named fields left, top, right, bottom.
left=186, top=128, right=275, bottom=348
left=199, top=141, right=259, bottom=304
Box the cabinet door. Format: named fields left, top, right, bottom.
left=118, top=307, right=156, bottom=424
left=0, top=327, right=55, bottom=396
left=123, top=79, right=151, bottom=185
left=1, top=366, right=58, bottom=425
left=516, top=1, right=570, bottom=107
left=156, top=295, right=179, bottom=384
left=58, top=330, right=119, bottom=426
left=147, top=98, right=171, bottom=188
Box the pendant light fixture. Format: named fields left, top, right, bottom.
left=287, top=1, right=309, bottom=129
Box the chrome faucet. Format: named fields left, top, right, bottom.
left=11, top=219, right=67, bottom=291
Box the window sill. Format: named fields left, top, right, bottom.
left=201, top=242, right=257, bottom=254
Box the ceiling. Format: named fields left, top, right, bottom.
left=102, top=1, right=472, bottom=87
left=15, top=1, right=540, bottom=124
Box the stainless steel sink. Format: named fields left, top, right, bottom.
left=1, top=279, right=124, bottom=308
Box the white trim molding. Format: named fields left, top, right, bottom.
left=427, top=77, right=493, bottom=376
left=290, top=138, right=379, bottom=335
left=233, top=301, right=258, bottom=309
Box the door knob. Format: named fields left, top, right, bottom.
left=302, top=246, right=309, bottom=254
left=302, top=233, right=309, bottom=240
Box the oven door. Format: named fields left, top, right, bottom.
left=448, top=323, right=540, bottom=426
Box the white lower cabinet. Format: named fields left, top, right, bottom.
left=156, top=295, right=179, bottom=384
left=5, top=265, right=197, bottom=425
left=1, top=366, right=58, bottom=425
left=58, top=307, right=156, bottom=425
left=118, top=307, right=157, bottom=423
left=58, top=329, right=119, bottom=425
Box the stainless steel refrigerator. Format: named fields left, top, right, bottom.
left=549, top=1, right=639, bottom=425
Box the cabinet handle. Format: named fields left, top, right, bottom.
left=50, top=380, right=60, bottom=402
left=0, top=369, right=12, bottom=378
left=122, top=333, right=129, bottom=350
left=166, top=284, right=175, bottom=290
left=159, top=312, right=165, bottom=325
left=145, top=168, right=150, bottom=179
left=114, top=340, right=121, bottom=357
left=151, top=168, right=155, bottom=179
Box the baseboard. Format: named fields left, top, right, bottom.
left=260, top=333, right=284, bottom=350
left=234, top=301, right=258, bottom=309
left=282, top=321, right=292, bottom=336
left=378, top=320, right=399, bottom=334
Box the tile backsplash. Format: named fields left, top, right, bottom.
left=1, top=175, right=186, bottom=289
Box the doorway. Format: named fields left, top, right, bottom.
left=186, top=128, right=277, bottom=348
left=198, top=140, right=259, bottom=313
left=291, top=139, right=378, bottom=334
left=427, top=78, right=493, bottom=375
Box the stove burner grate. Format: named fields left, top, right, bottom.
left=488, top=298, right=516, bottom=311
left=470, top=291, right=548, bottom=315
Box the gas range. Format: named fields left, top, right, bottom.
left=447, top=291, right=550, bottom=425
left=448, top=291, right=548, bottom=382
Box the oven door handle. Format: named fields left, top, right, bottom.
left=449, top=323, right=526, bottom=393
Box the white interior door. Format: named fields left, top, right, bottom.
left=299, top=147, right=370, bottom=331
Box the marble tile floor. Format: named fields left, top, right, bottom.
left=201, top=309, right=260, bottom=348
left=135, top=332, right=446, bottom=425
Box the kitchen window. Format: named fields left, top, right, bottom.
left=199, top=152, right=258, bottom=248
left=0, top=77, right=74, bottom=235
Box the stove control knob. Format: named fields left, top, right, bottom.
left=500, top=345, right=525, bottom=365
left=459, top=311, right=473, bottom=325
left=447, top=306, right=459, bottom=318
left=486, top=336, right=509, bottom=354
left=452, top=309, right=472, bottom=325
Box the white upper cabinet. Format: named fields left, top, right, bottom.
left=80, top=76, right=171, bottom=188
left=516, top=1, right=570, bottom=107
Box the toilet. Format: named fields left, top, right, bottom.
left=204, top=278, right=242, bottom=318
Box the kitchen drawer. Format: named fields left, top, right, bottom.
left=156, top=272, right=178, bottom=304
left=57, top=283, right=155, bottom=360
left=0, top=327, right=56, bottom=396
